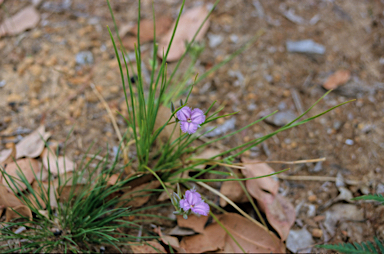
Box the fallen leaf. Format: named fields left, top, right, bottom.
left=104, top=173, right=120, bottom=186
left=167, top=225, right=196, bottom=236
left=0, top=145, right=16, bottom=166
left=219, top=176, right=248, bottom=207
left=118, top=180, right=160, bottom=207
left=158, top=6, right=210, bottom=62
left=42, top=146, right=75, bottom=176
left=157, top=186, right=174, bottom=202
left=241, top=158, right=295, bottom=240
left=241, top=158, right=279, bottom=199
left=180, top=222, right=226, bottom=253
left=0, top=176, right=24, bottom=207
left=156, top=227, right=186, bottom=253
left=123, top=17, right=172, bottom=50
left=15, top=125, right=51, bottom=159
left=323, top=70, right=351, bottom=90
left=2, top=158, right=41, bottom=192
left=219, top=213, right=285, bottom=253
left=177, top=214, right=208, bottom=233
left=129, top=241, right=166, bottom=253
left=5, top=205, right=32, bottom=222
left=0, top=6, right=40, bottom=37
left=262, top=193, right=296, bottom=241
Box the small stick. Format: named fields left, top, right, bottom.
left=233, top=157, right=326, bottom=166
left=276, top=175, right=360, bottom=185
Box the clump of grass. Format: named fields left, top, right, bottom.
left=0, top=150, right=161, bottom=253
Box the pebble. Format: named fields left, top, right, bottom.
left=264, top=110, right=297, bottom=127
left=230, top=34, right=238, bottom=43
left=286, top=39, right=325, bottom=54
left=29, top=64, right=43, bottom=76
left=313, top=215, right=325, bottom=222
left=7, top=94, right=22, bottom=103
left=75, top=51, right=94, bottom=65
left=308, top=195, right=317, bottom=203
left=312, top=228, right=323, bottom=238
left=345, top=139, right=354, bottom=145
left=208, top=33, right=223, bottom=48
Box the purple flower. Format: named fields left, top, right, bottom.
left=179, top=189, right=210, bottom=216
left=177, top=106, right=205, bottom=134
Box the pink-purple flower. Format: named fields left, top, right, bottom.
left=177, top=106, right=205, bottom=134
left=179, top=189, right=210, bottom=216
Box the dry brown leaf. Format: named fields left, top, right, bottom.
left=180, top=222, right=226, bottom=253
left=241, top=158, right=279, bottom=199
left=177, top=214, right=208, bottom=234
left=156, top=227, right=186, bottom=253
left=5, top=205, right=32, bottom=222
left=241, top=158, right=295, bottom=241
left=219, top=213, right=285, bottom=253
left=15, top=125, right=51, bottom=159
left=219, top=176, right=248, bottom=207
left=117, top=180, right=160, bottom=207
left=105, top=173, right=120, bottom=186
left=323, top=70, right=351, bottom=90
left=0, top=175, right=24, bottom=208
left=129, top=241, right=166, bottom=253
left=42, top=146, right=75, bottom=176
left=0, top=145, right=16, bottom=166
left=158, top=6, right=210, bottom=62
left=0, top=6, right=40, bottom=37
left=263, top=193, right=295, bottom=241
left=2, top=158, right=41, bottom=192
left=153, top=106, right=180, bottom=146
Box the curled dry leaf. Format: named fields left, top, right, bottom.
left=0, top=176, right=24, bottom=208
left=323, top=70, right=351, bottom=90
left=177, top=214, right=208, bottom=234
left=0, top=6, right=40, bottom=37
left=158, top=6, right=210, bottom=62
left=42, top=146, right=75, bottom=176
left=5, top=205, right=32, bottom=222
left=241, top=158, right=279, bottom=199
left=180, top=222, right=226, bottom=253
left=15, top=125, right=51, bottom=159
left=0, top=144, right=16, bottom=166
left=129, top=241, right=166, bottom=253
left=2, top=158, right=41, bottom=192
left=219, top=176, right=248, bottom=207
left=117, top=180, right=160, bottom=208
left=155, top=227, right=186, bottom=253
left=219, top=213, right=285, bottom=253
left=262, top=193, right=296, bottom=241
left=241, top=158, right=295, bottom=241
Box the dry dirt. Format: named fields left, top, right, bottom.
left=1, top=0, right=384, bottom=252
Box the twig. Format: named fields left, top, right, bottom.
left=90, top=83, right=133, bottom=175
left=233, top=157, right=326, bottom=167
left=276, top=174, right=360, bottom=185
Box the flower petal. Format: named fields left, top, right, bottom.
left=185, top=190, right=201, bottom=206
left=180, top=122, right=198, bottom=134
left=191, top=200, right=210, bottom=216
left=191, top=108, right=205, bottom=125
left=177, top=106, right=191, bottom=121
left=179, top=199, right=190, bottom=212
